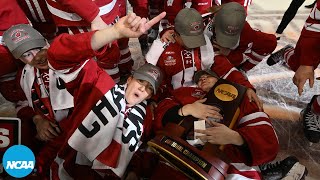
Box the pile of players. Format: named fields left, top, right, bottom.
left=1, top=0, right=318, bottom=179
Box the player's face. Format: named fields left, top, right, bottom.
left=125, top=77, right=153, bottom=107
left=174, top=33, right=189, bottom=49
left=19, top=46, right=49, bottom=69
left=197, top=74, right=218, bottom=92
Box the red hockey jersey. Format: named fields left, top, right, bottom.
left=154, top=86, right=279, bottom=179
left=204, top=21, right=277, bottom=72
left=48, top=32, right=147, bottom=179
left=17, top=0, right=57, bottom=39
left=45, top=0, right=119, bottom=27
left=146, top=38, right=254, bottom=99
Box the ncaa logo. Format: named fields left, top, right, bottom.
left=2, top=145, right=35, bottom=178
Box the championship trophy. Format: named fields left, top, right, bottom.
left=148, top=79, right=247, bottom=180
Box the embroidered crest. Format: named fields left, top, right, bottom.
left=10, top=29, right=30, bottom=44
left=164, top=56, right=176, bottom=66
left=146, top=68, right=160, bottom=81
left=190, top=21, right=202, bottom=34
left=224, top=25, right=240, bottom=35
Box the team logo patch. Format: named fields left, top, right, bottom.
left=167, top=0, right=173, bottom=6
left=190, top=21, right=202, bottom=34
left=147, top=68, right=161, bottom=81
left=10, top=29, right=30, bottom=44
left=164, top=56, right=176, bottom=66
left=224, top=25, right=240, bottom=35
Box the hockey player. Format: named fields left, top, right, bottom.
left=3, top=12, right=166, bottom=179
left=267, top=0, right=320, bottom=143
left=209, top=2, right=277, bottom=73
left=48, top=12, right=164, bottom=178
left=125, top=69, right=279, bottom=179
left=0, top=1, right=49, bottom=172
left=153, top=69, right=279, bottom=179
left=3, top=23, right=73, bottom=177
left=17, top=0, right=57, bottom=40
left=117, top=0, right=149, bottom=77
left=160, top=3, right=277, bottom=74
left=45, top=0, right=123, bottom=82
left=146, top=8, right=263, bottom=109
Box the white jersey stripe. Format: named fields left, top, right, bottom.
left=226, top=174, right=256, bottom=180
left=239, top=112, right=269, bottom=125
left=304, top=23, right=320, bottom=32
left=46, top=2, right=82, bottom=21
left=251, top=51, right=267, bottom=60
left=104, top=67, right=119, bottom=76
left=310, top=5, right=320, bottom=20
left=98, top=0, right=117, bottom=16
left=247, top=57, right=260, bottom=65
left=25, top=0, right=39, bottom=22
left=222, top=67, right=237, bottom=79
left=231, top=163, right=260, bottom=171
left=54, top=156, right=73, bottom=180
left=119, top=56, right=132, bottom=64
left=247, top=121, right=273, bottom=128
left=32, top=0, right=46, bottom=22
left=46, top=0, right=117, bottom=22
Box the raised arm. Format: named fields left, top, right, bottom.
left=91, top=12, right=166, bottom=50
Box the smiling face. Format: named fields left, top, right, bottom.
left=197, top=74, right=218, bottom=92
left=19, top=46, right=49, bottom=69
left=125, top=76, right=153, bottom=107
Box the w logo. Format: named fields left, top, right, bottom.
left=167, top=0, right=174, bottom=6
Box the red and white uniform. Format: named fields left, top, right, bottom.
left=17, top=66, right=73, bottom=176
left=283, top=0, right=320, bottom=72
left=205, top=21, right=277, bottom=72
left=218, top=0, right=252, bottom=12
left=45, top=0, right=119, bottom=28
left=0, top=0, right=29, bottom=84
left=149, top=0, right=163, bottom=19
left=154, top=0, right=187, bottom=29
left=281, top=1, right=320, bottom=112
left=152, top=86, right=279, bottom=179
left=226, top=22, right=277, bottom=72
left=191, top=0, right=215, bottom=14
left=117, top=0, right=148, bottom=76
left=0, top=0, right=40, bottom=155
left=17, top=0, right=57, bottom=40
left=45, top=0, right=121, bottom=82
left=146, top=38, right=254, bottom=99
left=47, top=31, right=147, bottom=179
left=164, top=0, right=186, bottom=24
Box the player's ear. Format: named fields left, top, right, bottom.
left=126, top=76, right=133, bottom=84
